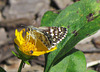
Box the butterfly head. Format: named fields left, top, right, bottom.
left=27, top=26, right=38, bottom=31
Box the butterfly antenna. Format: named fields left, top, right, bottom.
left=20, top=25, right=28, bottom=28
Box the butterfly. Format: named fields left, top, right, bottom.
left=27, top=26, right=68, bottom=50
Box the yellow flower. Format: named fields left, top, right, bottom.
left=14, top=29, right=57, bottom=56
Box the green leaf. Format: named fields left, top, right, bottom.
left=0, top=67, right=6, bottom=72
left=49, top=49, right=86, bottom=72
left=41, top=11, right=58, bottom=26
left=11, top=51, right=18, bottom=56
left=86, top=70, right=97, bottom=72
left=41, top=0, right=100, bottom=72
left=24, top=61, right=30, bottom=65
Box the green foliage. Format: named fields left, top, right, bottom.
left=86, top=70, right=97, bottom=72
left=0, top=67, right=6, bottom=72
left=41, top=0, right=100, bottom=72
left=12, top=51, right=18, bottom=56
left=49, top=49, right=86, bottom=72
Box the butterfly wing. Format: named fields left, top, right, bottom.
left=37, top=27, right=68, bottom=49
left=33, top=30, right=53, bottom=49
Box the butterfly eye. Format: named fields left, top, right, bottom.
left=27, top=28, right=32, bottom=31
left=27, top=28, right=30, bottom=31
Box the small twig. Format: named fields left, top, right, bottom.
left=82, top=48, right=100, bottom=53
left=87, top=60, right=100, bottom=67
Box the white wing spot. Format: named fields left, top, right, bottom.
left=57, top=41, right=60, bottom=43
left=61, top=32, right=63, bottom=34
left=56, top=36, right=58, bottom=38
left=62, top=37, right=65, bottom=39
left=46, top=32, right=49, bottom=34
left=50, top=28, right=54, bottom=33
left=53, top=38, right=56, bottom=41
left=58, top=27, right=61, bottom=32
left=53, top=43, right=57, bottom=45
left=55, top=30, right=58, bottom=34
left=60, top=39, right=62, bottom=41
left=51, top=33, right=54, bottom=37
left=55, top=33, right=57, bottom=35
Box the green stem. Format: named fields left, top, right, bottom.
left=18, top=60, right=24, bottom=72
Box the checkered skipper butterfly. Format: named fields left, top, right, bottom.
left=27, top=26, right=68, bottom=50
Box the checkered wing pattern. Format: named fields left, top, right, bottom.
left=27, top=26, right=68, bottom=50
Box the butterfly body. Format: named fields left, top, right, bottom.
left=27, top=26, right=67, bottom=50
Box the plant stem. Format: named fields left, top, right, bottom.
left=18, top=60, right=24, bottom=72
